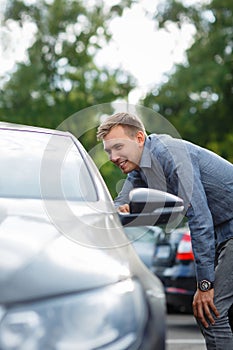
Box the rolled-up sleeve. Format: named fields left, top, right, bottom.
left=183, top=155, right=216, bottom=283
left=158, top=141, right=216, bottom=283
left=187, top=204, right=215, bottom=283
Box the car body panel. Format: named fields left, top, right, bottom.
left=0, top=122, right=169, bottom=349
left=0, top=198, right=134, bottom=302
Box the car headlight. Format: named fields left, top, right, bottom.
left=0, top=279, right=148, bottom=350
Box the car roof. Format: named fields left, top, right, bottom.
left=0, top=121, right=71, bottom=138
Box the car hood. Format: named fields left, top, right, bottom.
left=0, top=198, right=131, bottom=303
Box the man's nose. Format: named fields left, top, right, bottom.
left=109, top=150, right=119, bottom=163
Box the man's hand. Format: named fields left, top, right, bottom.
left=118, top=204, right=130, bottom=213
left=192, top=288, right=220, bottom=328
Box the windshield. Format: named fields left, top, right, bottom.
left=0, top=129, right=98, bottom=201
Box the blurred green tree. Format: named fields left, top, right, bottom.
left=143, top=0, right=233, bottom=161
left=0, top=0, right=135, bottom=130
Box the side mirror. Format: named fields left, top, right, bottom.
left=119, top=188, right=184, bottom=227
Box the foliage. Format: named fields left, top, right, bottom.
left=143, top=0, right=233, bottom=161
left=0, top=0, right=135, bottom=130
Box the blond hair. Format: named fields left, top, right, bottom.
left=97, top=112, right=146, bottom=140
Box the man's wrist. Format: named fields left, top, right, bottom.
left=198, top=279, right=214, bottom=292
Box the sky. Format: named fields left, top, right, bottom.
left=96, top=0, right=197, bottom=102
left=0, top=0, right=201, bottom=102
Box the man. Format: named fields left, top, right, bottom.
left=97, top=112, right=233, bottom=349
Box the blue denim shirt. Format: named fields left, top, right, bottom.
left=114, top=134, right=233, bottom=283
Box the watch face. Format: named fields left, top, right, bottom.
left=200, top=280, right=211, bottom=291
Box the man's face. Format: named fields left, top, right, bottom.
left=103, top=125, right=145, bottom=174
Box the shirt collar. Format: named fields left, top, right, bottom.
left=139, top=137, right=152, bottom=168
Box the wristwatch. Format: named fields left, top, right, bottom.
left=198, top=280, right=214, bottom=292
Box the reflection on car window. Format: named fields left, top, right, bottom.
left=0, top=130, right=97, bottom=201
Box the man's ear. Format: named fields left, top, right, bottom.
left=136, top=131, right=145, bottom=145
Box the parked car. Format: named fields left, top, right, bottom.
left=0, top=122, right=184, bottom=350
left=123, top=226, right=164, bottom=269
left=151, top=225, right=196, bottom=313
left=151, top=224, right=233, bottom=332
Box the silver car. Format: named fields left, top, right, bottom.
left=0, top=122, right=184, bottom=350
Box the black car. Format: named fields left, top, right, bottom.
left=151, top=225, right=196, bottom=313
left=0, top=122, right=184, bottom=350
left=151, top=224, right=233, bottom=333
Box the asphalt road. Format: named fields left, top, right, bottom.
left=166, top=313, right=206, bottom=350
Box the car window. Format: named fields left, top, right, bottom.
left=0, top=130, right=98, bottom=201
left=124, top=226, right=160, bottom=243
